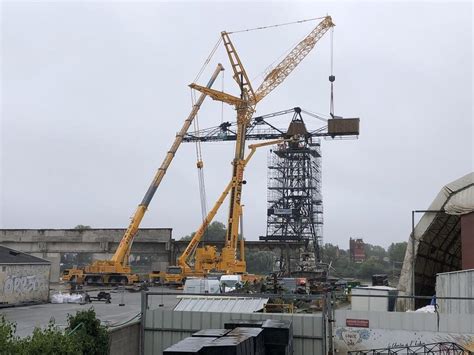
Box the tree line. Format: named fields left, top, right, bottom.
left=181, top=221, right=408, bottom=279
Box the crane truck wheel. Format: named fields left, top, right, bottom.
left=109, top=276, right=128, bottom=285
left=84, top=275, right=103, bottom=285
left=109, top=276, right=118, bottom=284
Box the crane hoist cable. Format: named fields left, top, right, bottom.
left=194, top=37, right=223, bottom=83
left=190, top=89, right=208, bottom=227
left=329, top=27, right=335, bottom=117
left=220, top=69, right=225, bottom=124
left=190, top=38, right=226, bottom=232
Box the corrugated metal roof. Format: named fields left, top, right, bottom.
left=174, top=296, right=268, bottom=313
left=0, top=245, right=50, bottom=265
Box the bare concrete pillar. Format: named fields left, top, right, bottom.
left=461, top=212, right=474, bottom=269
left=151, top=261, right=169, bottom=272
left=31, top=252, right=61, bottom=282
left=91, top=253, right=113, bottom=261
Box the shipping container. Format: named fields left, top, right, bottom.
left=351, top=286, right=398, bottom=312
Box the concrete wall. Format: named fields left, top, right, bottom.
left=0, top=229, right=287, bottom=281
left=0, top=229, right=172, bottom=282
left=334, top=310, right=474, bottom=353
left=109, top=321, right=140, bottom=355
left=144, top=308, right=325, bottom=355
left=0, top=264, right=50, bottom=305
left=0, top=228, right=172, bottom=254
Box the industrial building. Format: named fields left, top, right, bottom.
left=349, top=238, right=366, bottom=263
left=0, top=246, right=50, bottom=306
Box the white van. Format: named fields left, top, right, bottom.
left=183, top=278, right=220, bottom=294
left=220, top=275, right=242, bottom=293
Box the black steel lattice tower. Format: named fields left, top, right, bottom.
left=182, top=107, right=359, bottom=274
left=260, top=112, right=323, bottom=274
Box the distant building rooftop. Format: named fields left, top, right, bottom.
left=0, top=245, right=50, bottom=265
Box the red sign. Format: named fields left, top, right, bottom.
left=346, top=319, right=369, bottom=328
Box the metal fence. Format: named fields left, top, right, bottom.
left=140, top=291, right=329, bottom=355
left=139, top=291, right=474, bottom=355
left=347, top=342, right=470, bottom=354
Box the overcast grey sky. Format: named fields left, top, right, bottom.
left=1, top=1, right=472, bottom=248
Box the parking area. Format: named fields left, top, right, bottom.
left=1, top=286, right=181, bottom=337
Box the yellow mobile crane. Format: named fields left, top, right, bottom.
left=164, top=138, right=288, bottom=285
left=63, top=64, right=224, bottom=285
left=165, top=16, right=335, bottom=283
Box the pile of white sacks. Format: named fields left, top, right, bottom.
left=50, top=292, right=85, bottom=304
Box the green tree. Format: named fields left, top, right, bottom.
left=0, top=315, right=18, bottom=354
left=181, top=221, right=227, bottom=242
left=245, top=250, right=276, bottom=274
left=321, top=243, right=340, bottom=263
left=0, top=309, right=108, bottom=355
left=0, top=316, right=80, bottom=355
left=74, top=225, right=91, bottom=230
left=364, top=243, right=387, bottom=260
left=16, top=321, right=81, bottom=355
left=67, top=308, right=109, bottom=355
left=388, top=242, right=408, bottom=263
left=357, top=256, right=387, bottom=278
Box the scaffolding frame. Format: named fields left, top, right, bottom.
left=261, top=134, right=323, bottom=274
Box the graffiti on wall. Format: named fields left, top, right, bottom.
left=0, top=265, right=49, bottom=303
left=3, top=274, right=48, bottom=295
left=335, top=327, right=474, bottom=353
left=336, top=328, right=370, bottom=346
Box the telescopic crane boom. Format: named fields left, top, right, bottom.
left=63, top=64, right=224, bottom=285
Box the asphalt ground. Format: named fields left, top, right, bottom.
left=1, top=286, right=181, bottom=337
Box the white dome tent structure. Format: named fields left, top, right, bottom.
left=397, top=172, right=474, bottom=311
